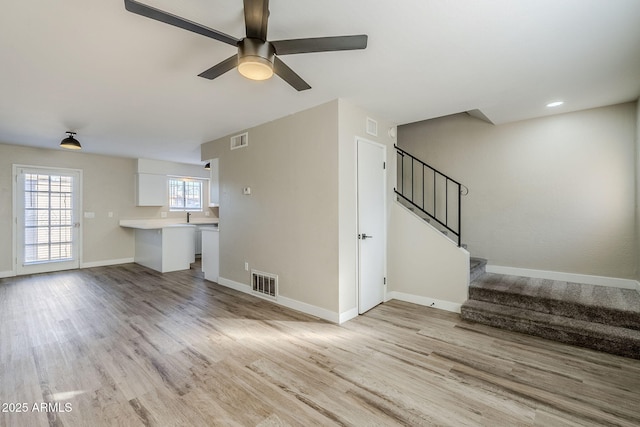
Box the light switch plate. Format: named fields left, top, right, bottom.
left=243, top=187, right=251, bottom=195
left=84, top=212, right=95, bottom=219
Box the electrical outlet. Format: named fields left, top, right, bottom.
left=108, top=212, right=114, bottom=218
left=160, top=212, right=167, bottom=218
left=205, top=211, right=210, bottom=216
left=244, top=262, right=249, bottom=271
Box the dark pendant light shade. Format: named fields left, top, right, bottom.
left=60, top=131, right=81, bottom=150
left=204, top=162, right=211, bottom=170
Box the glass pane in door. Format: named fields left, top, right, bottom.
left=23, top=173, right=74, bottom=264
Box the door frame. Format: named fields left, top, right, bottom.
left=355, top=137, right=387, bottom=314
left=12, top=164, right=83, bottom=276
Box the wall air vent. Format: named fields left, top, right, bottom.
left=231, top=132, right=249, bottom=150
left=251, top=270, right=278, bottom=300
left=366, top=117, right=378, bottom=136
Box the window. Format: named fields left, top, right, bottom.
left=169, top=178, right=203, bottom=211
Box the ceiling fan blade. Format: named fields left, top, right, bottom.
left=124, top=0, right=239, bottom=47
left=243, top=0, right=270, bottom=41
left=271, top=35, right=368, bottom=55
left=273, top=57, right=311, bottom=91
left=198, top=55, right=239, bottom=80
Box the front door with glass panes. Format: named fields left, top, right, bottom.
left=15, top=166, right=81, bottom=275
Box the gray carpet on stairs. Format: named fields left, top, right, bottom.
left=469, top=257, right=487, bottom=283
left=461, top=273, right=640, bottom=359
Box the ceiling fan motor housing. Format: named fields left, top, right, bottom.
left=238, top=38, right=276, bottom=80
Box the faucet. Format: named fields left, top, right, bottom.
left=186, top=212, right=191, bottom=223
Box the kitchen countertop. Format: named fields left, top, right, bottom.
left=119, top=218, right=219, bottom=230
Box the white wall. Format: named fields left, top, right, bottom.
left=201, top=101, right=341, bottom=316
left=398, top=102, right=638, bottom=279
left=388, top=202, right=469, bottom=311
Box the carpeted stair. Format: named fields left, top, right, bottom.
left=461, top=272, right=640, bottom=359
left=469, top=257, right=487, bottom=283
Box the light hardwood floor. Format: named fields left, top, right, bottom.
left=1, top=263, right=639, bottom=426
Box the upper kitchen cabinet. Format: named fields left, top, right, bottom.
left=209, top=158, right=219, bottom=207
left=136, top=173, right=167, bottom=206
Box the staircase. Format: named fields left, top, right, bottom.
left=461, top=268, right=640, bottom=359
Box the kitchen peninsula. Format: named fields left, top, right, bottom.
left=120, top=218, right=218, bottom=273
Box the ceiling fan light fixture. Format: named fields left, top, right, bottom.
left=60, top=131, right=81, bottom=150
left=238, top=56, right=274, bottom=80
left=237, top=38, right=275, bottom=81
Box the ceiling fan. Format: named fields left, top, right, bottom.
left=124, top=0, right=368, bottom=91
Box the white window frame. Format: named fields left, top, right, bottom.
left=168, top=177, right=204, bottom=212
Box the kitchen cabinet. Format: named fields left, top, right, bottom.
left=136, top=173, right=167, bottom=206
left=201, top=227, right=219, bottom=282
left=120, top=222, right=195, bottom=273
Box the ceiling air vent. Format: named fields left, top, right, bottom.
left=251, top=269, right=278, bottom=300
left=366, top=117, right=378, bottom=136
left=231, top=132, right=248, bottom=150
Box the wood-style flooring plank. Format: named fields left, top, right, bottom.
left=1, top=263, right=640, bottom=426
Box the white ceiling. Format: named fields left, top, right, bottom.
left=1, top=0, right=639, bottom=164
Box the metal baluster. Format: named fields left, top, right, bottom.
left=422, top=164, right=425, bottom=211
left=445, top=178, right=448, bottom=228
left=433, top=170, right=436, bottom=220
left=457, top=182, right=462, bottom=247
left=411, top=158, right=414, bottom=203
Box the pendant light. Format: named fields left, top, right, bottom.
left=60, top=131, right=81, bottom=150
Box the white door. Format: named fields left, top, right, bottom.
left=15, top=166, right=81, bottom=275
left=357, top=139, right=386, bottom=314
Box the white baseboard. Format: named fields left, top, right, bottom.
left=217, top=276, right=340, bottom=323
left=277, top=295, right=339, bottom=324
left=81, top=258, right=134, bottom=269
left=217, top=276, right=251, bottom=293
left=0, top=270, right=15, bottom=279
left=338, top=307, right=359, bottom=324
left=486, top=265, right=640, bottom=290
left=385, top=291, right=462, bottom=314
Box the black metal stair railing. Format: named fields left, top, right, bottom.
left=394, top=145, right=467, bottom=247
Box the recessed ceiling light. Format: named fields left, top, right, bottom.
left=546, top=101, right=564, bottom=107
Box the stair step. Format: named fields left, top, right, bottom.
left=461, top=299, right=640, bottom=359
left=469, top=274, right=640, bottom=330
left=469, top=257, right=487, bottom=283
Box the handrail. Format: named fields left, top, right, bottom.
left=395, top=145, right=463, bottom=186
left=394, top=145, right=465, bottom=247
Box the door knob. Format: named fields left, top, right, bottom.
left=359, top=233, right=373, bottom=240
